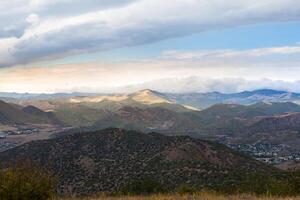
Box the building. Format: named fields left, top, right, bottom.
left=0, top=132, right=6, bottom=139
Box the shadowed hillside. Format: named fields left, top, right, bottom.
left=61, top=193, right=300, bottom=200
left=0, top=100, right=60, bottom=125
left=0, top=128, right=281, bottom=196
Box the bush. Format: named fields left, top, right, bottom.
left=177, top=184, right=197, bottom=195
left=0, top=160, right=56, bottom=200
left=120, top=178, right=166, bottom=195
left=230, top=172, right=300, bottom=197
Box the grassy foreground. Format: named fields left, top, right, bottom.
left=62, top=192, right=300, bottom=200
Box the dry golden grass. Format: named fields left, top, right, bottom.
left=62, top=192, right=300, bottom=200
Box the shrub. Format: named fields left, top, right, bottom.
left=120, top=178, right=166, bottom=195
left=177, top=184, right=197, bottom=195
left=0, top=160, right=56, bottom=200
left=231, top=172, right=300, bottom=196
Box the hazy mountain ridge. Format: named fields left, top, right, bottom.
left=0, top=100, right=60, bottom=125
left=7, top=89, right=193, bottom=113
left=2, top=89, right=300, bottom=135
left=165, top=89, right=300, bottom=109
left=2, top=89, right=300, bottom=110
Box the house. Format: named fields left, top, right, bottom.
left=0, top=132, right=6, bottom=139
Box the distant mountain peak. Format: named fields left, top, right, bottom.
left=132, top=89, right=163, bottom=96
left=242, top=89, right=290, bottom=95
left=129, top=89, right=170, bottom=105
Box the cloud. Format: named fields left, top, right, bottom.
left=25, top=13, right=40, bottom=25
left=2, top=60, right=300, bottom=93
left=0, top=0, right=137, bottom=38
left=1, top=0, right=300, bottom=66
left=0, top=0, right=136, bottom=15
left=1, top=42, right=300, bottom=93
left=161, top=45, right=300, bottom=60
left=120, top=77, right=300, bottom=94
left=0, top=61, right=178, bottom=93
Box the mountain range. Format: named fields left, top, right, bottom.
left=165, top=89, right=300, bottom=109
left=1, top=89, right=300, bottom=141
left=1, top=89, right=300, bottom=195
left=1, top=88, right=300, bottom=168
left=2, top=88, right=300, bottom=127
left=2, top=89, right=300, bottom=110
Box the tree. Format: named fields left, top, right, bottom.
left=0, top=160, right=56, bottom=200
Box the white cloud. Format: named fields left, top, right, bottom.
left=161, top=45, right=300, bottom=60
left=1, top=43, right=300, bottom=93
left=120, top=77, right=300, bottom=94
left=28, top=0, right=67, bottom=8
left=25, top=13, right=40, bottom=25
left=1, top=0, right=300, bottom=67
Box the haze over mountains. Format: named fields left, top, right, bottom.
left=2, top=89, right=300, bottom=109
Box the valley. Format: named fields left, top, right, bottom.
left=1, top=89, right=300, bottom=170
left=0, top=123, right=72, bottom=152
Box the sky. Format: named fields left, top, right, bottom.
left=0, top=0, right=300, bottom=93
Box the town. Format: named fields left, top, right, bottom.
left=0, top=124, right=71, bottom=152
left=226, top=142, right=300, bottom=165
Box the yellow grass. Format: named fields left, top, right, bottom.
left=61, top=192, right=300, bottom=200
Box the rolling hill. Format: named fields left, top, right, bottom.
left=235, top=113, right=300, bottom=151
left=0, top=128, right=277, bottom=196
left=51, top=98, right=300, bottom=135
left=249, top=112, right=300, bottom=133
left=0, top=100, right=60, bottom=125
left=92, top=106, right=201, bottom=132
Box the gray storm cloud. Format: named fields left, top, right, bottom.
left=1, top=0, right=300, bottom=67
